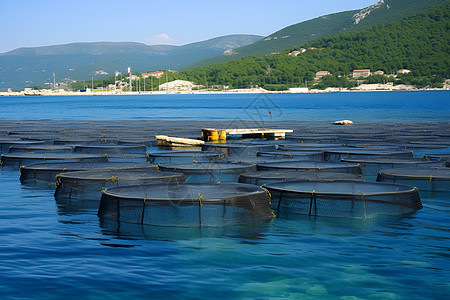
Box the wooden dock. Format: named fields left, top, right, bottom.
left=155, top=135, right=205, bottom=147
left=201, top=128, right=293, bottom=141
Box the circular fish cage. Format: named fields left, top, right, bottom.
left=377, top=167, right=450, bottom=192
left=148, top=150, right=226, bottom=164
left=278, top=143, right=342, bottom=150
left=106, top=153, right=149, bottom=163
left=158, top=162, right=256, bottom=183
left=257, top=151, right=324, bottom=161
left=0, top=140, right=46, bottom=154
left=341, top=157, right=445, bottom=178
left=98, top=182, right=275, bottom=227
left=324, top=148, right=413, bottom=162
left=1, top=153, right=108, bottom=169
left=226, top=155, right=296, bottom=165
left=239, top=170, right=364, bottom=186
left=398, top=144, right=450, bottom=158
left=8, top=145, right=74, bottom=153
left=73, top=144, right=147, bottom=154
left=256, top=161, right=362, bottom=175
left=53, top=138, right=110, bottom=146
left=20, top=162, right=155, bottom=186
left=55, top=169, right=185, bottom=201
left=118, top=138, right=157, bottom=147
left=265, top=180, right=422, bottom=218
left=202, top=143, right=276, bottom=157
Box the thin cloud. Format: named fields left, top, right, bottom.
left=146, top=34, right=177, bottom=45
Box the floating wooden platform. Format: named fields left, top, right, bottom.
left=155, top=135, right=205, bottom=147
left=201, top=128, right=293, bottom=141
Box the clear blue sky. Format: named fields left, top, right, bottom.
left=0, top=0, right=377, bottom=53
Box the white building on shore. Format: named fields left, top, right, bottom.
left=159, top=80, right=195, bottom=92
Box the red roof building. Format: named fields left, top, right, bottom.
left=142, top=71, right=164, bottom=78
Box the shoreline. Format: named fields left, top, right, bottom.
left=1, top=84, right=449, bottom=97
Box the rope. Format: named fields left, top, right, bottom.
left=362, top=193, right=367, bottom=220
left=55, top=174, right=62, bottom=188
left=107, top=176, right=119, bottom=183
left=198, top=193, right=203, bottom=206
left=309, top=190, right=316, bottom=216
left=260, top=184, right=272, bottom=199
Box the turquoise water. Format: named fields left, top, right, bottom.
left=0, top=91, right=449, bottom=299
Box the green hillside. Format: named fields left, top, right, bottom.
left=0, top=35, right=261, bottom=91
left=183, top=0, right=447, bottom=69
left=172, top=1, right=448, bottom=90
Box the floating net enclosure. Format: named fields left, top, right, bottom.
left=0, top=140, right=45, bottom=154
left=158, top=162, right=256, bottom=183
left=226, top=155, right=296, bottom=165
left=20, top=162, right=155, bottom=186
left=118, top=138, right=157, bottom=147
left=103, top=154, right=149, bottom=163
left=55, top=169, right=185, bottom=201
left=278, top=143, right=342, bottom=150
left=265, top=180, right=422, bottom=218
left=377, top=168, right=450, bottom=192
left=257, top=151, right=324, bottom=161
left=8, top=145, right=74, bottom=153
left=148, top=150, right=225, bottom=164
left=98, top=182, right=274, bottom=227
left=256, top=161, right=362, bottom=175
left=285, top=136, right=339, bottom=144
left=341, top=157, right=445, bottom=178
left=398, top=144, right=450, bottom=158
left=324, top=148, right=413, bottom=162
left=1, top=153, right=108, bottom=168
left=239, top=170, right=364, bottom=186
left=73, top=144, right=147, bottom=155
left=202, top=143, right=276, bottom=157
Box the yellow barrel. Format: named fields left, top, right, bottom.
left=218, top=131, right=227, bottom=140
left=208, top=131, right=219, bottom=141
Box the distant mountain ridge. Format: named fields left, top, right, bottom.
left=183, top=0, right=447, bottom=69
left=0, top=35, right=261, bottom=90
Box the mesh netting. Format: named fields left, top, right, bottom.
left=158, top=162, right=256, bottom=183
left=8, top=145, right=74, bottom=153
left=278, top=143, right=343, bottom=150
left=265, top=180, right=422, bottom=218
left=0, top=140, right=46, bottom=154
left=202, top=143, right=276, bottom=157
left=55, top=169, right=185, bottom=201
left=20, top=162, right=155, bottom=186
left=1, top=153, right=108, bottom=168
left=225, top=155, right=296, bottom=165
left=239, top=170, right=364, bottom=186
left=257, top=151, right=324, bottom=161
left=105, top=154, right=149, bottom=163
left=148, top=150, right=226, bottom=164
left=377, top=167, right=450, bottom=192
left=324, top=148, right=414, bottom=162
left=256, top=161, right=362, bottom=175
left=73, top=144, right=147, bottom=154
left=342, top=157, right=446, bottom=177
left=98, top=182, right=274, bottom=227
left=118, top=138, right=157, bottom=147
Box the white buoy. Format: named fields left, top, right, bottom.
left=333, top=120, right=354, bottom=125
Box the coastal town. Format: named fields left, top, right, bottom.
left=1, top=67, right=448, bottom=96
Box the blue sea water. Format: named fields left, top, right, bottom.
left=0, top=90, right=448, bottom=121
left=0, top=91, right=449, bottom=299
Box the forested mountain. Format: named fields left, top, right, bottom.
left=183, top=0, right=447, bottom=69
left=0, top=35, right=261, bottom=90
left=171, top=1, right=448, bottom=90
